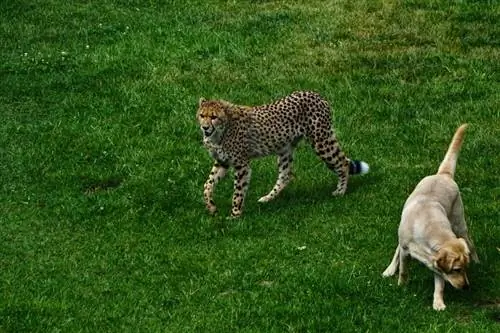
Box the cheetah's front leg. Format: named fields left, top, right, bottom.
left=203, top=161, right=228, bottom=215
left=231, top=164, right=251, bottom=217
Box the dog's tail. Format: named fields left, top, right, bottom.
left=437, top=124, right=468, bottom=178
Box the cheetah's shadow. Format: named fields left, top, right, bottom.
left=251, top=171, right=380, bottom=216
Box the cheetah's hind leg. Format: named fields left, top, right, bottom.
left=310, top=133, right=350, bottom=196
left=258, top=148, right=294, bottom=203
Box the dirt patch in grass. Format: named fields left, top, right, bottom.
left=81, top=176, right=123, bottom=195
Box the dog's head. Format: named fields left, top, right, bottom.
left=433, top=238, right=471, bottom=289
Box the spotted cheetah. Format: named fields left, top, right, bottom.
left=197, top=91, right=369, bottom=217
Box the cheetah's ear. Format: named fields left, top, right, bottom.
left=199, top=97, right=207, bottom=107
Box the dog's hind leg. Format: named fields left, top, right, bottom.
left=398, top=248, right=409, bottom=285
left=382, top=246, right=400, bottom=277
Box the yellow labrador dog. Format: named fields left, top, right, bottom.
left=382, top=124, right=479, bottom=311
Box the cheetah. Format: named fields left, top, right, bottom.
left=197, top=91, right=369, bottom=217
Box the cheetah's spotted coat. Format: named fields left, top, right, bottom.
left=197, top=91, right=369, bottom=217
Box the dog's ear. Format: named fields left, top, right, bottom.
left=433, top=249, right=452, bottom=272
left=458, top=238, right=470, bottom=255
left=457, top=238, right=472, bottom=265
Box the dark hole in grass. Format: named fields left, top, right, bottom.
left=81, top=176, right=123, bottom=195
left=475, top=299, right=500, bottom=307
left=474, top=299, right=500, bottom=323
left=489, top=311, right=500, bottom=323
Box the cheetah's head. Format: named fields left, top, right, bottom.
left=197, top=98, right=229, bottom=138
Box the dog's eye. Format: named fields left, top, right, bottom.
left=452, top=268, right=462, bottom=273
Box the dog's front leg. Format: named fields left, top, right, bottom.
left=465, top=235, right=480, bottom=263
left=433, top=274, right=446, bottom=311
left=450, top=194, right=479, bottom=263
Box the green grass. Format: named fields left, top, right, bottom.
left=1, top=0, right=499, bottom=332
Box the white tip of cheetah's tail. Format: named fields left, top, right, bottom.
left=349, top=160, right=370, bottom=175
left=359, top=161, right=370, bottom=175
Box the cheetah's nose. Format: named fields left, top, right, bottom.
left=201, top=126, right=213, bottom=136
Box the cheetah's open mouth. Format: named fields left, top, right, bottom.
left=202, top=128, right=214, bottom=137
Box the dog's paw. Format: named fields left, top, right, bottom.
left=382, top=267, right=396, bottom=277
left=397, top=274, right=408, bottom=285
left=433, top=300, right=446, bottom=311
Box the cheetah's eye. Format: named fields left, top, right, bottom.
left=210, top=115, right=217, bottom=120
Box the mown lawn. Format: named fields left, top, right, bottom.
left=1, top=0, right=499, bottom=332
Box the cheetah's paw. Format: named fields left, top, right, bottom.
left=331, top=189, right=346, bottom=196
left=258, top=195, right=273, bottom=203
left=207, top=205, right=218, bottom=215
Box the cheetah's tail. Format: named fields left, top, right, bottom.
left=349, top=160, right=370, bottom=175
